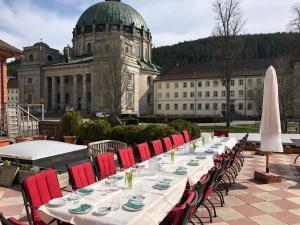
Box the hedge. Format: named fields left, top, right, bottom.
left=168, top=119, right=201, bottom=139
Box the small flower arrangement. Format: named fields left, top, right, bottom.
left=170, top=150, right=176, bottom=163
left=191, top=141, right=197, bottom=153
left=201, top=136, right=205, bottom=145
left=211, top=131, right=215, bottom=140
left=125, top=170, right=133, bottom=189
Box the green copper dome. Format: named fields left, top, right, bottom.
left=76, top=0, right=148, bottom=31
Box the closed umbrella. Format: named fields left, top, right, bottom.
left=260, top=66, right=283, bottom=173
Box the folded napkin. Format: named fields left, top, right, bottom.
left=155, top=182, right=170, bottom=189
left=125, top=200, right=144, bottom=209
left=71, top=204, right=91, bottom=213
left=77, top=188, right=93, bottom=194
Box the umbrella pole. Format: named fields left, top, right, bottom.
left=266, top=152, right=270, bottom=173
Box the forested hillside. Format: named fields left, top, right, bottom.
left=152, top=32, right=300, bottom=70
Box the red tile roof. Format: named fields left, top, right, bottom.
left=0, top=39, right=21, bottom=54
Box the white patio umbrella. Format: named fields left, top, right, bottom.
left=260, top=66, right=283, bottom=173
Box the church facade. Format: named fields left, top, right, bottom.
left=18, top=0, right=159, bottom=116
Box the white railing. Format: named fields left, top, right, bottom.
left=88, top=140, right=127, bottom=157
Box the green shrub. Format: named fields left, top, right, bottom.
left=87, top=119, right=111, bottom=141
left=140, top=125, right=176, bottom=142
left=78, top=121, right=92, bottom=140
left=60, top=111, right=81, bottom=136
left=168, top=119, right=201, bottom=139
left=108, top=125, right=145, bottom=145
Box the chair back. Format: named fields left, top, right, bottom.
left=0, top=213, right=27, bottom=225
left=95, top=153, right=116, bottom=180
left=67, top=161, right=96, bottom=189
left=171, top=134, right=185, bottom=147
left=182, top=130, right=190, bottom=143
left=137, top=143, right=152, bottom=162
left=117, top=147, right=136, bottom=169
left=214, top=130, right=229, bottom=137
left=202, top=162, right=221, bottom=202
left=21, top=168, right=62, bottom=225
left=162, top=137, right=173, bottom=151
left=151, top=139, right=164, bottom=156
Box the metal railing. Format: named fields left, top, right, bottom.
left=17, top=106, right=40, bottom=137
left=88, top=140, right=127, bottom=157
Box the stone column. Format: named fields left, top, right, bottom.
left=44, top=77, right=48, bottom=110
left=82, top=74, right=87, bottom=113
left=73, top=75, right=78, bottom=110
left=60, top=76, right=65, bottom=111
left=51, top=76, right=56, bottom=111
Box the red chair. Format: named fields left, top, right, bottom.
left=21, top=168, right=63, bottom=225
left=214, top=130, right=229, bottom=137
left=0, top=213, right=27, bottom=225
left=162, top=137, right=173, bottom=151
left=67, top=161, right=96, bottom=189
left=95, top=153, right=116, bottom=180
left=171, top=134, right=185, bottom=147
left=151, top=140, right=164, bottom=156
left=117, top=147, right=136, bottom=169
left=136, top=143, right=152, bottom=162
left=182, top=130, right=190, bottom=143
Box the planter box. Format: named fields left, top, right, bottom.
left=16, top=137, right=33, bottom=143
left=32, top=135, right=47, bottom=140
left=0, top=138, right=10, bottom=147
left=0, top=166, right=19, bottom=187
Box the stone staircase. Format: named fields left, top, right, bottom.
left=5, top=105, right=40, bottom=140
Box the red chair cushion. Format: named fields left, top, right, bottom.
left=163, top=137, right=173, bottom=151
left=137, top=143, right=151, bottom=162
left=182, top=130, right=190, bottom=143
left=214, top=130, right=229, bottom=137
left=95, top=153, right=116, bottom=180
left=22, top=168, right=62, bottom=225
left=7, top=217, right=27, bottom=225
left=118, top=147, right=136, bottom=169
left=151, top=140, right=164, bottom=156
left=68, top=161, right=96, bottom=189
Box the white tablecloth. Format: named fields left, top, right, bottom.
left=38, top=137, right=237, bottom=225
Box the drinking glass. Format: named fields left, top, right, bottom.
left=111, top=194, right=121, bottom=211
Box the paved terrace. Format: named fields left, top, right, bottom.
left=0, top=152, right=300, bottom=225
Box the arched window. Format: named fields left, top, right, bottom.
left=147, top=93, right=152, bottom=104
left=87, top=43, right=92, bottom=55
left=147, top=76, right=153, bottom=86
left=29, top=54, right=34, bottom=61
left=47, top=55, right=53, bottom=61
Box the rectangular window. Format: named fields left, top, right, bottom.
left=166, top=93, right=170, bottom=98
left=213, top=80, right=218, bottom=86
left=174, top=92, right=179, bottom=98
left=183, top=104, right=187, bottom=110
left=183, top=82, right=187, bottom=88
left=238, top=103, right=243, bottom=110
left=158, top=104, right=161, bottom=110
left=174, top=82, right=178, bottom=88
left=12, top=90, right=14, bottom=94
left=166, top=104, right=170, bottom=110
left=257, top=78, right=262, bottom=85
left=27, top=78, right=33, bottom=84
left=166, top=83, right=170, bottom=89
left=205, top=103, right=210, bottom=110
left=213, top=91, right=218, bottom=97
left=197, top=103, right=202, bottom=110
left=205, top=91, right=210, bottom=97
left=222, top=103, right=226, bottom=110
left=239, top=90, right=244, bottom=97
left=247, top=103, right=253, bottom=110
left=190, top=92, right=195, bottom=98
left=248, top=79, right=253, bottom=86
left=174, top=104, right=178, bottom=110
left=222, top=80, right=226, bottom=86
left=213, top=103, right=218, bottom=110
left=231, top=80, right=235, bottom=86
left=247, top=90, right=253, bottom=97
left=190, top=82, right=194, bottom=88
left=239, top=79, right=244, bottom=86
left=222, top=91, right=226, bottom=97
left=198, top=81, right=202, bottom=87
left=190, top=104, right=194, bottom=110
left=158, top=83, right=161, bottom=89
left=128, top=73, right=133, bottom=83
left=206, top=81, right=210, bottom=87
left=127, top=92, right=133, bottom=108
left=158, top=93, right=162, bottom=99
left=230, top=90, right=235, bottom=97
left=198, top=92, right=202, bottom=98
left=183, top=92, right=187, bottom=98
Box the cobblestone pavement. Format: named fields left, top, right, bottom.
left=0, top=152, right=300, bottom=225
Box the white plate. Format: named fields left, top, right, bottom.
left=94, top=205, right=111, bottom=216
left=48, top=198, right=66, bottom=207
left=122, top=202, right=144, bottom=211
left=76, top=188, right=94, bottom=196
left=70, top=204, right=93, bottom=214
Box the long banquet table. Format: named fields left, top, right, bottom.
left=39, top=136, right=237, bottom=225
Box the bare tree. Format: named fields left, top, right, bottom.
left=212, top=0, right=246, bottom=128
left=275, top=56, right=298, bottom=133
left=251, top=84, right=264, bottom=119
left=288, top=3, right=300, bottom=32
left=97, top=34, right=130, bottom=115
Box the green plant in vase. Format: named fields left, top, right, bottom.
left=170, top=150, right=176, bottom=163
left=211, top=131, right=215, bottom=140
left=201, top=136, right=205, bottom=145
left=125, top=171, right=133, bottom=189
left=191, top=141, right=197, bottom=153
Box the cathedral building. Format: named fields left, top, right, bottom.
left=18, top=0, right=160, bottom=115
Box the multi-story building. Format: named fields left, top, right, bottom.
left=153, top=60, right=274, bottom=118
left=18, top=0, right=159, bottom=116
left=7, top=78, right=19, bottom=106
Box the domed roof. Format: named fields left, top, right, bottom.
left=76, top=0, right=148, bottom=31
left=33, top=42, right=49, bottom=48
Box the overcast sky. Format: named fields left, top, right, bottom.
left=0, top=0, right=297, bottom=51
